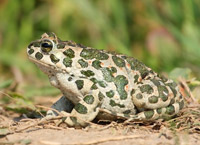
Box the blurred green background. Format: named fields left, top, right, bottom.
left=0, top=0, right=200, bottom=99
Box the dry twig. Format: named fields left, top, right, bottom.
left=40, top=134, right=146, bottom=145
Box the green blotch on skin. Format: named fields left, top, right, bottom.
left=160, top=96, right=168, bottom=102
left=75, top=80, right=84, bottom=90
left=70, top=117, right=78, bottom=125
left=95, top=52, right=109, bottom=60
left=28, top=43, right=33, bottom=49
left=90, top=78, right=98, bottom=83
left=46, top=32, right=56, bottom=38
left=77, top=43, right=87, bottom=48
left=114, top=75, right=128, bottom=100
left=136, top=93, right=143, bottom=99
left=166, top=82, right=177, bottom=97
left=151, top=79, right=160, bottom=86
left=130, top=89, right=135, bottom=96
left=90, top=78, right=107, bottom=88
left=50, top=54, right=60, bottom=63
left=91, top=84, right=98, bottom=90
left=110, top=67, right=117, bottom=73
left=68, top=77, right=73, bottom=81
left=35, top=52, right=43, bottom=60
left=156, top=108, right=162, bottom=114
left=90, top=78, right=98, bottom=90
left=81, top=70, right=95, bottom=77
left=83, top=95, right=94, bottom=104
left=148, top=96, right=158, bottom=104
left=101, top=68, right=114, bottom=82
left=112, top=56, right=125, bottom=67
left=141, top=72, right=148, bottom=79
left=28, top=49, right=34, bottom=55
left=144, top=110, right=154, bottom=119
left=166, top=82, right=177, bottom=88
left=139, top=84, right=153, bottom=94
left=179, top=100, right=184, bottom=110
left=78, top=59, right=88, bottom=68
left=57, top=43, right=65, bottom=49
left=166, top=105, right=175, bottom=115
left=61, top=117, right=67, bottom=122
left=74, top=103, right=88, bottom=114
left=109, top=100, right=115, bottom=107
left=134, top=75, right=139, bottom=83
left=170, top=98, right=175, bottom=104
left=109, top=100, right=125, bottom=108
left=125, top=57, right=150, bottom=79
left=33, top=42, right=40, bottom=47
left=123, top=110, right=131, bottom=117
left=92, top=60, right=102, bottom=69
left=121, top=55, right=127, bottom=59
left=80, top=48, right=98, bottom=60
left=98, top=81, right=107, bottom=88
left=63, top=57, right=72, bottom=67
left=170, top=88, right=177, bottom=97
left=94, top=106, right=98, bottom=112
left=106, top=90, right=114, bottom=98
left=98, top=92, right=105, bottom=101
left=123, top=110, right=131, bottom=114
left=67, top=41, right=76, bottom=47
left=63, top=48, right=75, bottom=58
left=158, top=86, right=169, bottom=102
left=159, top=75, right=168, bottom=82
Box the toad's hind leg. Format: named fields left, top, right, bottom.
left=127, top=100, right=184, bottom=122
left=130, top=77, right=184, bottom=121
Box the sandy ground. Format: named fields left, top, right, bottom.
left=0, top=96, right=200, bottom=145
left=3, top=128, right=200, bottom=145
left=0, top=114, right=200, bottom=145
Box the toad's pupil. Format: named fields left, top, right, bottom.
left=41, top=41, right=53, bottom=53
left=42, top=42, right=51, bottom=48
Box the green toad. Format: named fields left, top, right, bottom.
left=27, top=32, right=184, bottom=127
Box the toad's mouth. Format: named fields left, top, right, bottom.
left=28, top=56, right=67, bottom=75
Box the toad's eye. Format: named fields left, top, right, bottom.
left=41, top=40, right=53, bottom=53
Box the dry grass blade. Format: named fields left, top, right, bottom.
left=15, top=116, right=63, bottom=133
left=179, top=78, right=198, bottom=103
left=13, top=106, right=98, bottom=132
left=36, top=105, right=61, bottom=116
left=164, top=105, right=200, bottom=133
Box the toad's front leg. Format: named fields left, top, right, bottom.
left=63, top=89, right=100, bottom=127
left=46, top=96, right=74, bottom=116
